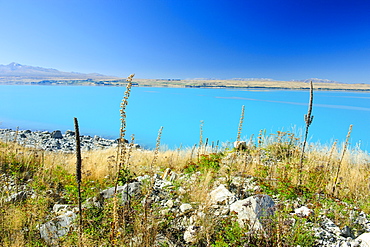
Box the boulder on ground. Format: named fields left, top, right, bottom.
left=51, top=130, right=63, bottom=139
left=293, top=206, right=314, bottom=218
left=209, top=184, right=236, bottom=205
left=230, top=194, right=275, bottom=231
left=234, top=141, right=247, bottom=150
left=99, top=182, right=141, bottom=204
left=39, top=211, right=77, bottom=245
left=356, top=232, right=370, bottom=246
left=184, top=225, right=202, bottom=243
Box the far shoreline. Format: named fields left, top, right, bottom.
left=1, top=82, right=370, bottom=92
left=1, top=78, right=370, bottom=91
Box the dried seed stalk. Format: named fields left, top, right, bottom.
left=198, top=120, right=204, bottom=159
left=236, top=105, right=245, bottom=142
left=115, top=73, right=135, bottom=193
left=298, top=81, right=314, bottom=186
left=74, top=117, right=83, bottom=246
left=111, top=74, right=135, bottom=243
left=151, top=126, right=163, bottom=170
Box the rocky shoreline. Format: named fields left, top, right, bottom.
left=0, top=128, right=130, bottom=152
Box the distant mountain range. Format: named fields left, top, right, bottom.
left=0, top=62, right=116, bottom=80
left=0, top=63, right=344, bottom=83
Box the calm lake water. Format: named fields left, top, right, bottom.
left=0, top=85, right=369, bottom=151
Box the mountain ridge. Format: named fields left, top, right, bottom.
left=0, top=62, right=344, bottom=83
left=0, top=62, right=117, bottom=79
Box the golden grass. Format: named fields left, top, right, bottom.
left=1, top=136, right=369, bottom=246
left=3, top=137, right=367, bottom=206
left=41, top=141, right=368, bottom=206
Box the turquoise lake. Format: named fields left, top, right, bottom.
left=0, top=85, right=369, bottom=151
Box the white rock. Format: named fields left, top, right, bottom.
left=165, top=199, right=174, bottom=208
left=209, top=184, right=236, bottom=205
left=184, top=225, right=202, bottom=243
left=178, top=187, right=187, bottom=194
left=234, top=141, right=247, bottom=150
left=180, top=203, right=193, bottom=213
left=197, top=211, right=206, bottom=219
left=356, top=232, right=370, bottom=246
left=229, top=194, right=275, bottom=231
left=161, top=168, right=177, bottom=181
left=293, top=206, right=314, bottom=218
left=39, top=211, right=77, bottom=245
left=321, top=216, right=342, bottom=236
left=53, top=204, right=72, bottom=214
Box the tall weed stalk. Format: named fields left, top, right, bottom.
left=111, top=74, right=134, bottom=243
left=298, top=81, right=314, bottom=186
left=198, top=120, right=204, bottom=160
left=151, top=126, right=163, bottom=171
left=236, top=105, right=245, bottom=142
left=74, top=117, right=83, bottom=246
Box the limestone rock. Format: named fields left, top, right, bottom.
left=99, top=186, right=125, bottom=199
left=39, top=211, right=77, bottom=245
left=180, top=203, right=193, bottom=213
left=209, top=184, right=236, bottom=205
left=293, top=206, right=314, bottom=218
left=184, top=225, right=202, bottom=243
left=340, top=225, right=354, bottom=238
left=51, top=130, right=63, bottom=139
left=99, top=182, right=141, bottom=204
left=356, top=232, right=370, bottom=246
left=321, top=216, right=342, bottom=236
left=234, top=141, right=247, bottom=150
left=230, top=194, right=275, bottom=231
left=65, top=130, right=75, bottom=136
left=121, top=182, right=141, bottom=203
left=165, top=199, right=174, bottom=208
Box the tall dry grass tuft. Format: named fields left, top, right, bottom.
left=298, top=81, right=314, bottom=186
left=326, top=140, right=338, bottom=167
left=332, top=124, right=353, bottom=196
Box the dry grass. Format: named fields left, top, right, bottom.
left=1, top=135, right=369, bottom=246
left=42, top=140, right=369, bottom=206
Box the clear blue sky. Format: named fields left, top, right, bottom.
left=1, top=0, right=370, bottom=83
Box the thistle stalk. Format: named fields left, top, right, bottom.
left=111, top=73, right=134, bottom=243
left=115, top=73, right=134, bottom=193
left=298, top=81, right=314, bottom=186
left=198, top=120, right=204, bottom=160
left=151, top=126, right=163, bottom=171
left=74, top=117, right=83, bottom=246
left=236, top=105, right=245, bottom=142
